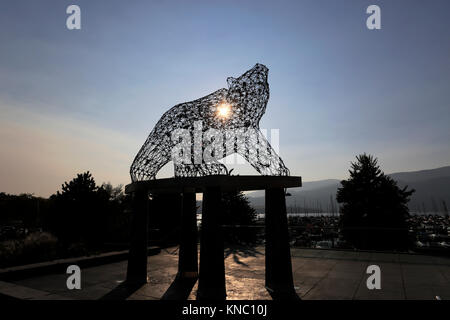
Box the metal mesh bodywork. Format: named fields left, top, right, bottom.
left=130, top=63, right=290, bottom=181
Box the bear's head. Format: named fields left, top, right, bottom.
left=226, top=63, right=269, bottom=128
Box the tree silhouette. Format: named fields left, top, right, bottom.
left=48, top=171, right=109, bottom=250
left=337, top=154, right=414, bottom=250
left=101, top=183, right=125, bottom=202
left=219, top=191, right=258, bottom=244
left=220, top=192, right=257, bottom=226
left=59, top=172, right=98, bottom=199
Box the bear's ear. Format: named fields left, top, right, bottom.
left=227, top=77, right=236, bottom=88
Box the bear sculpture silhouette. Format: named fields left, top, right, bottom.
left=130, top=63, right=289, bottom=181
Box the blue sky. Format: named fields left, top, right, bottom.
left=1, top=0, right=449, bottom=196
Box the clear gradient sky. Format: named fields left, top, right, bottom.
left=1, top=0, right=449, bottom=197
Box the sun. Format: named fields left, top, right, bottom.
left=217, top=102, right=232, bottom=119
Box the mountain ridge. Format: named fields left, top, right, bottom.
left=247, top=165, right=450, bottom=214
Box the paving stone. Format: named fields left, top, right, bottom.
left=355, top=289, right=405, bottom=300
left=401, top=264, right=448, bottom=286
left=303, top=277, right=361, bottom=300
left=1, top=246, right=449, bottom=300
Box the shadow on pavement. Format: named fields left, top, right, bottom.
left=161, top=275, right=198, bottom=300
left=99, top=281, right=145, bottom=300
left=224, top=244, right=263, bottom=267
left=267, top=288, right=301, bottom=300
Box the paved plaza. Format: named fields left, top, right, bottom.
left=1, top=247, right=449, bottom=300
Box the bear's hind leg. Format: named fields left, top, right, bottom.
left=237, top=129, right=290, bottom=176
left=130, top=138, right=172, bottom=181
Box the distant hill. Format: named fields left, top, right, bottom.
left=389, top=166, right=450, bottom=183
left=391, top=167, right=450, bottom=214
left=247, top=166, right=450, bottom=215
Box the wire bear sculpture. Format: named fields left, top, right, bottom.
left=130, top=63, right=290, bottom=181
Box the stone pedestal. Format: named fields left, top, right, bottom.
left=177, top=192, right=198, bottom=279
left=197, top=186, right=226, bottom=300
left=126, top=189, right=149, bottom=284
left=125, top=175, right=301, bottom=299
left=265, top=187, right=297, bottom=298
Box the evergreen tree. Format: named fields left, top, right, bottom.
left=219, top=191, right=258, bottom=244
left=337, top=154, right=414, bottom=250
left=49, top=171, right=109, bottom=249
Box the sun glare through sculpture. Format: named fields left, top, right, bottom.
left=217, top=102, right=232, bottom=119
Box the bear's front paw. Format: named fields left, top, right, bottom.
left=278, top=166, right=290, bottom=176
